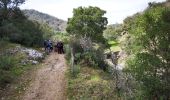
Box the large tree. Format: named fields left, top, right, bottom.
left=66, top=6, right=108, bottom=42
left=0, top=0, right=25, bottom=19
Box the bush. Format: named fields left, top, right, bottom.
left=81, top=50, right=108, bottom=71
left=72, top=65, right=80, bottom=77
left=0, top=55, right=17, bottom=87
left=0, top=17, right=53, bottom=47
left=0, top=55, right=16, bottom=71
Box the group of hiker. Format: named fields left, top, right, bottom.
left=44, top=40, right=64, bottom=54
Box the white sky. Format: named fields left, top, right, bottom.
left=20, top=0, right=166, bottom=24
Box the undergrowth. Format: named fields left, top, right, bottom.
left=67, top=66, right=119, bottom=100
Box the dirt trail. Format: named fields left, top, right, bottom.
left=22, top=53, right=67, bottom=100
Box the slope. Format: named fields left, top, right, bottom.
left=23, top=9, right=67, bottom=32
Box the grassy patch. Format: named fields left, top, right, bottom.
left=108, top=40, right=119, bottom=46
left=0, top=40, right=18, bottom=52
left=67, top=66, right=118, bottom=100
left=105, top=40, right=121, bottom=53
left=0, top=51, right=30, bottom=88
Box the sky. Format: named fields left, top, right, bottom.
left=20, top=0, right=166, bottom=24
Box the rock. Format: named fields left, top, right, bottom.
left=18, top=47, right=44, bottom=65
left=31, top=60, right=39, bottom=65
left=21, top=60, right=27, bottom=65
left=21, top=48, right=44, bottom=60
left=28, top=60, right=39, bottom=65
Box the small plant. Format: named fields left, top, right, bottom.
left=72, top=65, right=80, bottom=77
left=0, top=55, right=17, bottom=87
left=0, top=55, right=16, bottom=71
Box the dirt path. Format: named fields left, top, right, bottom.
left=22, top=53, right=67, bottom=100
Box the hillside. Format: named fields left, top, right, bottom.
left=23, top=9, right=67, bottom=32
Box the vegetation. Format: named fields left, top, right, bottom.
left=0, top=41, right=33, bottom=88
left=67, top=66, right=116, bottom=99
left=0, top=0, right=52, bottom=97
left=52, top=32, right=70, bottom=44
left=0, top=0, right=54, bottom=47
left=66, top=6, right=108, bottom=43
left=123, top=3, right=170, bottom=99
left=1, top=0, right=170, bottom=99
left=66, top=1, right=170, bottom=99
left=103, top=24, right=122, bottom=40
left=65, top=6, right=121, bottom=99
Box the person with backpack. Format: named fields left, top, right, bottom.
left=56, top=41, right=64, bottom=54
left=45, top=40, right=53, bottom=53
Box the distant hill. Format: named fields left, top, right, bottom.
left=23, top=9, right=67, bottom=32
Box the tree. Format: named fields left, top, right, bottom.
left=66, top=6, right=108, bottom=42
left=0, top=0, right=25, bottom=19
left=0, top=0, right=25, bottom=10
left=66, top=6, right=108, bottom=71
left=124, top=6, right=170, bottom=99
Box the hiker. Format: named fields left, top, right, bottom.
left=49, top=40, right=53, bottom=51
left=54, top=41, right=58, bottom=52
left=44, top=40, right=47, bottom=50
left=56, top=41, right=64, bottom=54
left=60, top=41, right=64, bottom=54
left=46, top=40, right=53, bottom=52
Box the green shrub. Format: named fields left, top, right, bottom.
left=0, top=55, right=17, bottom=87
left=0, top=17, right=53, bottom=47
left=81, top=50, right=108, bottom=71
left=0, top=56, right=16, bottom=71
left=72, top=65, right=80, bottom=77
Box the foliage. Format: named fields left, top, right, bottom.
left=0, top=18, right=53, bottom=47
left=103, top=24, right=122, bottom=40
left=52, top=32, right=70, bottom=44
left=66, top=6, right=108, bottom=42
left=79, top=51, right=105, bottom=70
left=0, top=1, right=54, bottom=47
left=0, top=55, right=16, bottom=71
left=66, top=6, right=109, bottom=72
left=0, top=0, right=25, bottom=20
left=124, top=6, right=170, bottom=99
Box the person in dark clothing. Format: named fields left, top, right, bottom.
left=46, top=40, right=53, bottom=52
left=57, top=42, right=61, bottom=54
left=56, top=41, right=64, bottom=54
left=49, top=40, right=53, bottom=51
left=44, top=40, right=47, bottom=50
left=60, top=42, right=64, bottom=54
left=54, top=41, right=59, bottom=53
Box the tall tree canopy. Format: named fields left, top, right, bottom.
left=66, top=6, right=108, bottom=42
left=0, top=0, right=25, bottom=20
left=0, top=0, right=25, bottom=9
